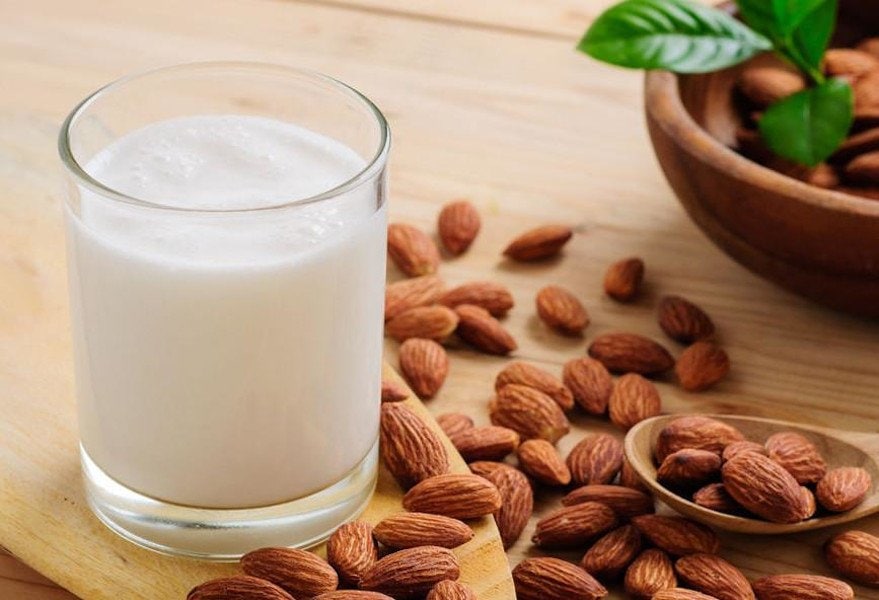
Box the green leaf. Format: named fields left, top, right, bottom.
left=759, top=78, right=853, bottom=166
left=790, top=0, right=837, bottom=70
left=736, top=0, right=778, bottom=38
left=772, top=0, right=827, bottom=33
left=579, top=0, right=771, bottom=73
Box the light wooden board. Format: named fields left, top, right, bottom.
left=3, top=0, right=879, bottom=597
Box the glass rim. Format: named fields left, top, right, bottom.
left=57, top=61, right=391, bottom=214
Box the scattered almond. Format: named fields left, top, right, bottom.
left=385, top=275, right=444, bottom=321
left=657, top=449, right=722, bottom=489
left=824, top=530, right=879, bottom=587
left=489, top=384, right=570, bottom=443
left=658, top=295, right=715, bottom=344
left=737, top=65, right=806, bottom=107
left=800, top=486, right=818, bottom=519
left=751, top=574, right=853, bottom=600
left=816, top=467, right=872, bottom=512
left=241, top=547, right=339, bottom=598
left=624, top=549, right=677, bottom=599
left=588, top=332, right=675, bottom=375
left=438, top=281, right=514, bottom=316
left=449, top=425, right=520, bottom=461
left=453, top=304, right=517, bottom=355
left=675, top=342, right=730, bottom=392
left=435, top=412, right=474, bottom=438
left=536, top=285, right=589, bottom=335
left=692, top=483, right=741, bottom=514
left=675, top=553, right=755, bottom=600
left=609, top=373, right=661, bottom=430
left=380, top=403, right=450, bottom=488
left=513, top=557, right=608, bottom=600
left=631, top=515, right=720, bottom=556
left=359, top=546, right=460, bottom=599
left=653, top=589, right=720, bottom=600
left=858, top=37, right=879, bottom=57
left=621, top=456, right=650, bottom=493
left=516, top=439, right=572, bottom=486
left=567, top=433, right=624, bottom=486
left=562, top=484, right=655, bottom=518
left=604, top=257, right=644, bottom=302
left=855, top=71, right=879, bottom=114
left=563, top=357, right=614, bottom=415
left=326, top=521, right=378, bottom=587
left=655, top=416, right=746, bottom=462
left=187, top=576, right=295, bottom=600
left=722, top=440, right=767, bottom=462
left=402, top=473, right=502, bottom=519
left=495, top=361, right=574, bottom=411
left=314, top=592, right=394, bottom=600
left=765, top=431, right=827, bottom=485
left=532, top=501, right=618, bottom=548
left=845, top=149, right=879, bottom=184
left=502, top=224, right=573, bottom=261
left=373, top=512, right=473, bottom=549
left=426, top=580, right=477, bottom=600
left=437, top=200, right=480, bottom=255
left=386, top=305, right=459, bottom=343
left=722, top=452, right=808, bottom=523
left=380, top=379, right=408, bottom=403
left=470, top=461, right=534, bottom=549
left=398, top=338, right=449, bottom=399
left=387, top=223, right=441, bottom=277
left=824, top=48, right=879, bottom=77
left=581, top=524, right=643, bottom=580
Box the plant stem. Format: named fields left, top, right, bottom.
left=778, top=37, right=825, bottom=86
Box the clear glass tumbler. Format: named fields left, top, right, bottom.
left=58, top=63, right=389, bottom=559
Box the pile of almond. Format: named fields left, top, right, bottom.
left=736, top=40, right=879, bottom=197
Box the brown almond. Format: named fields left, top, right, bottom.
left=380, top=403, right=450, bottom=488
left=563, top=357, right=613, bottom=415
left=516, top=439, right=572, bottom=486
left=373, top=512, right=473, bottom=549
left=824, top=530, right=879, bottom=587
left=438, top=281, right=513, bottom=316
left=386, top=305, right=459, bottom=343
left=426, top=580, right=477, bottom=600
left=751, top=574, right=853, bottom=600
left=675, top=553, right=754, bottom=600
left=513, top=557, right=608, bottom=600
left=532, top=501, right=618, bottom=548
left=624, top=549, right=677, bottom=599
left=503, top=224, right=573, bottom=261
left=655, top=416, right=746, bottom=462
left=359, top=546, right=460, bottom=599
left=631, top=515, right=720, bottom=556
left=816, top=467, right=872, bottom=512
left=536, top=285, right=589, bottom=335
left=315, top=592, right=395, bottom=600
left=609, top=373, right=661, bottom=430
left=449, top=425, right=520, bottom=461
left=437, top=200, right=480, bottom=255
left=654, top=589, right=720, bottom=600
left=435, top=412, right=474, bottom=438
left=327, top=521, right=378, bottom=587
left=765, top=431, right=827, bottom=485
left=387, top=223, right=440, bottom=277
left=845, top=149, right=879, bottom=184
left=454, top=304, right=517, bottom=355
left=722, top=452, right=807, bottom=523
left=562, top=484, right=655, bottom=518
left=657, top=449, right=722, bottom=489
left=800, top=486, right=818, bottom=519
left=567, top=433, right=624, bottom=486
left=402, top=473, right=502, bottom=519
left=621, top=456, right=650, bottom=493
left=398, top=338, right=449, bottom=399
left=496, top=361, right=574, bottom=411
left=470, top=461, right=533, bottom=548
left=489, top=384, right=570, bottom=443
left=859, top=37, right=879, bottom=56
left=722, top=441, right=767, bottom=462
left=824, top=48, right=879, bottom=77
left=588, top=332, right=674, bottom=375
left=385, top=275, right=444, bottom=321
left=675, top=342, right=730, bottom=392
left=380, top=379, right=408, bottom=403
left=241, top=547, right=339, bottom=598
left=604, top=257, right=644, bottom=302
left=737, top=65, right=805, bottom=107
left=658, top=296, right=715, bottom=344
left=581, top=524, right=643, bottom=580
left=692, top=483, right=742, bottom=514
left=187, top=576, right=295, bottom=600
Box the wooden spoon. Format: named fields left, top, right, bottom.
left=624, top=414, right=879, bottom=534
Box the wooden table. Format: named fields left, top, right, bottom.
left=2, top=0, right=879, bottom=597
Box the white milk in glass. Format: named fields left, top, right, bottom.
left=66, top=115, right=386, bottom=509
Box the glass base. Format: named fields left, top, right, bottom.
left=80, top=441, right=378, bottom=560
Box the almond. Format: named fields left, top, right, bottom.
left=402, top=473, right=502, bottom=519
left=824, top=48, right=879, bottom=77
left=381, top=379, right=408, bottom=403
left=604, top=257, right=644, bottom=302
left=764, top=431, right=827, bottom=485
left=563, top=357, right=613, bottom=415
left=453, top=304, right=517, bottom=355
left=722, top=452, right=807, bottom=523
left=426, top=580, right=477, bottom=600
left=187, top=576, right=295, bottom=600
left=608, top=373, right=661, bottom=430
left=722, top=441, right=767, bottom=462
left=562, top=484, right=655, bottom=518
left=502, top=224, right=573, bottom=261
left=658, top=295, right=715, bottom=344
left=824, top=530, right=879, bottom=587
left=449, top=425, right=519, bottom=461
left=398, top=338, right=449, bottom=399
left=621, top=456, right=650, bottom=493
left=513, top=557, right=608, bottom=600
left=675, top=342, right=730, bottom=392
left=737, top=65, right=805, bottom=107
left=435, top=412, right=474, bottom=438
left=692, top=483, right=742, bottom=514
left=496, top=361, right=574, bottom=411
left=800, top=486, right=818, bottom=519
left=380, top=403, right=450, bottom=488
left=385, top=275, right=444, bottom=321
left=845, top=149, right=879, bottom=184
left=327, top=521, right=378, bottom=587
left=751, top=574, right=853, bottom=600
left=859, top=37, right=879, bottom=56
left=675, top=553, right=754, bottom=600
left=438, top=281, right=513, bottom=316
left=655, top=416, right=745, bottom=462
left=654, top=589, right=720, bottom=600
left=532, top=501, right=618, bottom=548
left=387, top=223, right=440, bottom=277
left=373, top=512, right=473, bottom=549
left=516, top=439, right=572, bottom=486
left=359, top=546, right=460, bottom=599
left=624, top=549, right=677, bottom=599
left=816, top=467, right=872, bottom=512
left=469, top=461, right=533, bottom=548
left=536, top=285, right=589, bottom=335
left=489, top=384, right=570, bottom=443
left=315, top=592, right=394, bottom=600
left=437, top=200, right=480, bottom=255
left=241, top=547, right=339, bottom=598
left=588, top=332, right=674, bottom=375
left=657, top=449, right=722, bottom=489
left=581, top=524, right=643, bottom=580
left=631, top=515, right=720, bottom=556
left=386, top=305, right=459, bottom=343
left=855, top=71, right=879, bottom=114
left=567, top=433, right=624, bottom=486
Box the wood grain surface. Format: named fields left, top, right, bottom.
left=2, top=0, right=879, bottom=597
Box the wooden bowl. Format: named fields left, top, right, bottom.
left=644, top=0, right=879, bottom=317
